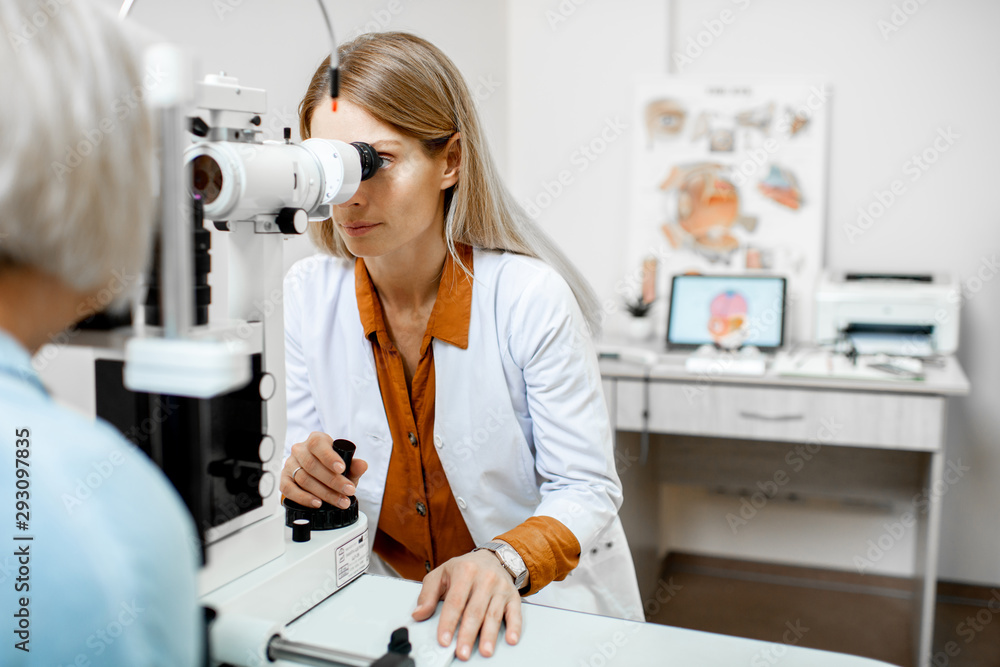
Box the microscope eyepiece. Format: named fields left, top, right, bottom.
left=351, top=142, right=382, bottom=181
left=186, top=136, right=377, bottom=221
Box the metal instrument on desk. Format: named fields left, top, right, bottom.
left=815, top=270, right=960, bottom=357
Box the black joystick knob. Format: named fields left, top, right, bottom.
left=387, top=627, right=412, bottom=656
left=284, top=438, right=360, bottom=530
left=333, top=438, right=356, bottom=475
left=352, top=142, right=382, bottom=181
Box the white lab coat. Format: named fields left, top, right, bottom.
left=283, top=248, right=643, bottom=621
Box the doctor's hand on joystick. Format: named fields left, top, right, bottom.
left=282, top=432, right=368, bottom=510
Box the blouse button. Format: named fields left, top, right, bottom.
left=416, top=501, right=427, bottom=517
left=434, top=435, right=444, bottom=449
left=456, top=497, right=467, bottom=510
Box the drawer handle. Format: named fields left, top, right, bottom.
left=739, top=411, right=805, bottom=422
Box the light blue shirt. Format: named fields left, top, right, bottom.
left=0, top=329, right=202, bottom=666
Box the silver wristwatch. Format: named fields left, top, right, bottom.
left=474, top=540, right=528, bottom=590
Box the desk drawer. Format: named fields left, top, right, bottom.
left=613, top=380, right=943, bottom=451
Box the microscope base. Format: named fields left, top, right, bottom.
left=202, top=511, right=370, bottom=666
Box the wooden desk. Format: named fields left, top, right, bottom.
left=599, top=349, right=970, bottom=667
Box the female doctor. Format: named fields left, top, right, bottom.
left=279, top=32, right=642, bottom=660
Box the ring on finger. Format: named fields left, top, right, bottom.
left=292, top=466, right=304, bottom=485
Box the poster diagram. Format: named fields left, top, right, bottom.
left=627, top=79, right=829, bottom=342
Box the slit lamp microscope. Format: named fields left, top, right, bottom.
left=71, top=2, right=413, bottom=665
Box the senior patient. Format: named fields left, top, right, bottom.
left=0, top=1, right=201, bottom=664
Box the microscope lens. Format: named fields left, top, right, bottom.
left=190, top=155, right=223, bottom=204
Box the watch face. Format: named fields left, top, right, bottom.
left=500, top=546, right=526, bottom=573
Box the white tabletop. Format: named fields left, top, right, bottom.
left=283, top=574, right=896, bottom=667
left=597, top=339, right=970, bottom=396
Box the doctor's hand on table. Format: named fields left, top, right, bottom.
left=412, top=551, right=523, bottom=661
left=280, top=432, right=369, bottom=508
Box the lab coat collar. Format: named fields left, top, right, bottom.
left=354, top=243, right=474, bottom=352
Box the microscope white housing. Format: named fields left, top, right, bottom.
left=187, top=75, right=365, bottom=226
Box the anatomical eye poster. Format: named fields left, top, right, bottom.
left=626, top=79, right=830, bottom=342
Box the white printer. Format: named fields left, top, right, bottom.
left=815, top=271, right=960, bottom=356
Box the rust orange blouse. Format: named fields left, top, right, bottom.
left=354, top=244, right=580, bottom=594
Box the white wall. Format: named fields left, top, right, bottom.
left=506, top=0, right=1000, bottom=586
left=507, top=0, right=670, bottom=336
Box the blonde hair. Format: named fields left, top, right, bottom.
left=299, top=32, right=601, bottom=334
left=0, top=0, right=154, bottom=297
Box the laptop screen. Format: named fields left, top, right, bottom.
left=666, top=275, right=787, bottom=350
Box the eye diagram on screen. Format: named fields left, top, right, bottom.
left=708, top=290, right=749, bottom=348
left=667, top=275, right=786, bottom=350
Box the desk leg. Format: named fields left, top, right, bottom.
left=915, top=442, right=945, bottom=667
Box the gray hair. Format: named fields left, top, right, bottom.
left=0, top=0, right=154, bottom=300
